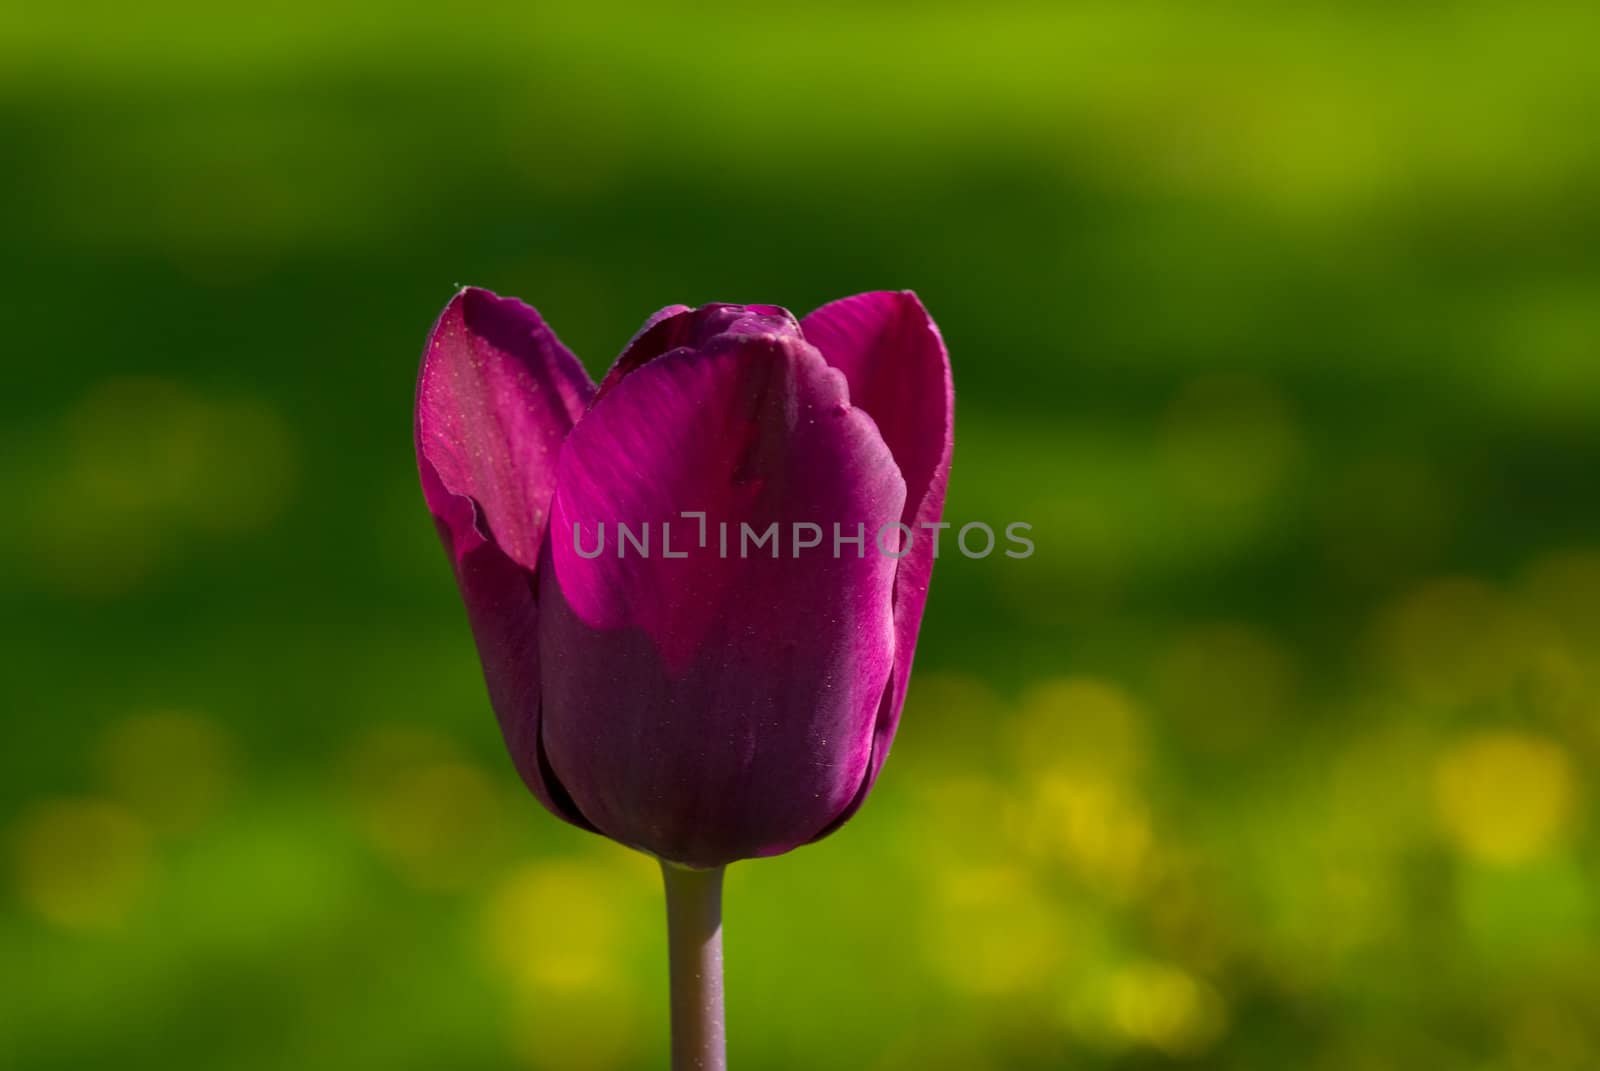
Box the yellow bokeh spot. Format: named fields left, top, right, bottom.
left=344, top=726, right=512, bottom=891
left=481, top=859, right=636, bottom=995
left=481, top=855, right=655, bottom=1069
left=1434, top=731, right=1576, bottom=865
left=30, top=377, right=296, bottom=596
left=64, top=377, right=212, bottom=511
left=1328, top=719, right=1433, bottom=851
left=9, top=797, right=151, bottom=930
left=1004, top=677, right=1156, bottom=895
left=188, top=396, right=297, bottom=535
left=1107, top=961, right=1228, bottom=1057
left=1375, top=577, right=1554, bottom=706
left=923, top=866, right=1064, bottom=996
left=1020, top=772, right=1154, bottom=898
left=1012, top=676, right=1145, bottom=779
left=95, top=711, right=235, bottom=832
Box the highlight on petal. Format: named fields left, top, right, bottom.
left=416, top=286, right=595, bottom=569
left=414, top=286, right=597, bottom=828
left=800, top=290, right=954, bottom=829
left=538, top=330, right=906, bottom=867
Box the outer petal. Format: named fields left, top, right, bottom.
left=417, top=288, right=595, bottom=569
left=415, top=287, right=596, bottom=825
left=800, top=291, right=954, bottom=830
left=539, top=330, right=907, bottom=867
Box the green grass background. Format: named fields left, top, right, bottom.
left=4, top=3, right=1599, bottom=1068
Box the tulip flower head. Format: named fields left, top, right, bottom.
left=416, top=288, right=953, bottom=868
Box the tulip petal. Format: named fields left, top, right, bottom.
left=800, top=291, right=954, bottom=829
left=539, top=331, right=906, bottom=867
left=415, top=287, right=596, bottom=825
left=417, top=287, right=594, bottom=569
left=594, top=303, right=798, bottom=404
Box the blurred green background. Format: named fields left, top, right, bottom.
left=4, top=3, right=1599, bottom=1068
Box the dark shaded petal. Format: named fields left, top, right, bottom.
left=539, top=330, right=906, bottom=867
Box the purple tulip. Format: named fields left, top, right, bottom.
left=417, top=287, right=951, bottom=1068
left=416, top=287, right=953, bottom=869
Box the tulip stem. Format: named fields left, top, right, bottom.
left=661, top=860, right=727, bottom=1071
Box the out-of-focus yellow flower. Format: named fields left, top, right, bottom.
left=923, top=865, right=1065, bottom=996
left=1434, top=731, right=1576, bottom=865
left=1007, top=677, right=1156, bottom=897
left=1012, top=676, right=1145, bottom=779
left=1375, top=577, right=1555, bottom=706
left=1019, top=772, right=1154, bottom=899
left=480, top=856, right=652, bottom=995
left=94, top=710, right=235, bottom=832
left=1328, top=719, right=1434, bottom=852
left=8, top=797, right=151, bottom=930
left=28, top=377, right=296, bottom=596
left=343, top=725, right=513, bottom=891
left=1105, top=961, right=1228, bottom=1057
left=480, top=855, right=653, bottom=1070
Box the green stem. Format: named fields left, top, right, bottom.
left=660, top=861, right=727, bottom=1071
